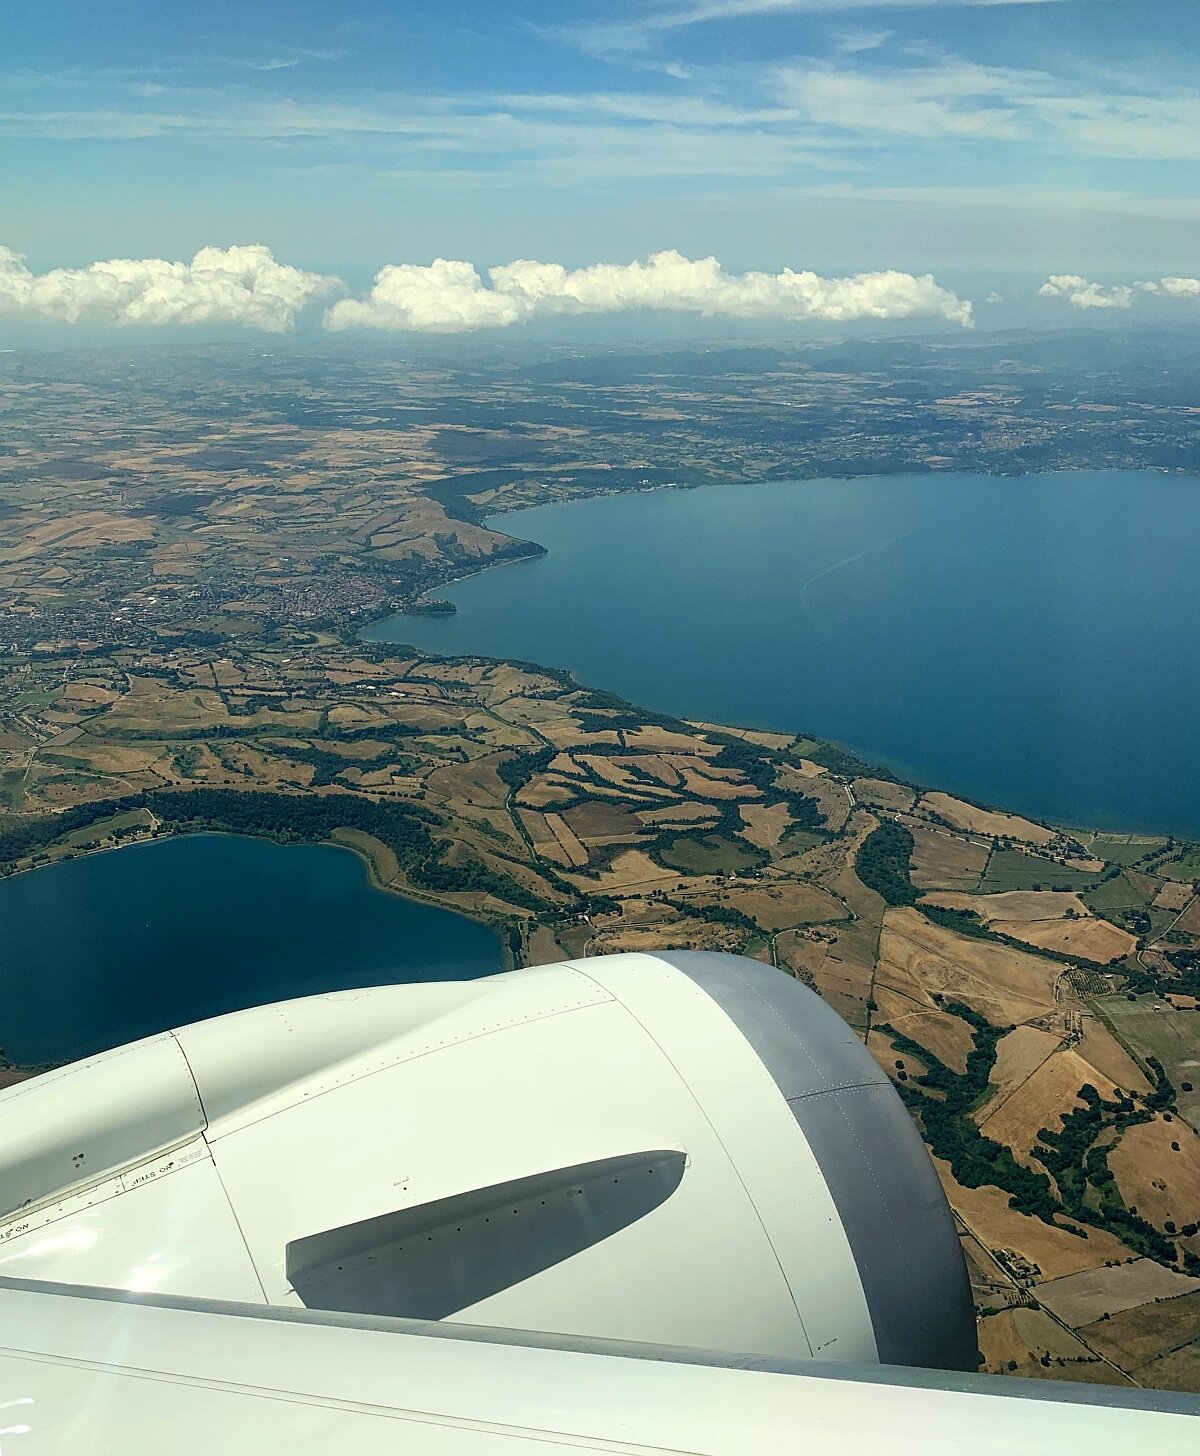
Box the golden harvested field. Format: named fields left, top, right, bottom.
left=574, top=849, right=681, bottom=894
left=1135, top=1342, right=1200, bottom=1390
left=621, top=726, right=717, bottom=755
left=803, top=963, right=869, bottom=1026
left=877, top=907, right=1059, bottom=1025
left=66, top=739, right=165, bottom=774
left=515, top=775, right=578, bottom=808
left=871, top=994, right=977, bottom=1073
left=481, top=665, right=547, bottom=698
left=707, top=880, right=844, bottom=931
left=676, top=767, right=758, bottom=800
left=1077, top=1018, right=1150, bottom=1096
left=1155, top=882, right=1195, bottom=913
left=1038, top=1260, right=1200, bottom=1328
left=543, top=812, right=588, bottom=868
left=59, top=683, right=117, bottom=707
left=1, top=510, right=154, bottom=563
left=920, top=791, right=1055, bottom=846
left=908, top=825, right=989, bottom=890
left=867, top=1033, right=930, bottom=1083
left=634, top=755, right=684, bottom=787
left=424, top=755, right=511, bottom=809
left=852, top=777, right=917, bottom=812
left=777, top=767, right=851, bottom=831
left=526, top=923, right=566, bottom=966
left=1108, top=1115, right=1200, bottom=1236
left=739, top=801, right=791, bottom=849
left=979, top=1049, right=1106, bottom=1161
left=924, top=889, right=1089, bottom=922
left=537, top=721, right=620, bottom=749
left=1081, top=1290, right=1200, bottom=1373
left=1176, top=897, right=1200, bottom=937
left=688, top=722, right=793, bottom=750
left=978, top=1307, right=1121, bottom=1383
left=591, top=922, right=744, bottom=956
left=561, top=800, right=644, bottom=842
left=518, top=809, right=572, bottom=867
left=577, top=755, right=669, bottom=795
left=988, top=1025, right=1059, bottom=1102
left=640, top=802, right=720, bottom=826
left=933, top=1158, right=1129, bottom=1279
left=996, top=916, right=1136, bottom=964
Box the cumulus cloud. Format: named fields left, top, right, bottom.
left=324, top=249, right=973, bottom=332
left=1160, top=276, right=1200, bottom=299
left=0, top=244, right=341, bottom=331
left=1039, top=274, right=1200, bottom=310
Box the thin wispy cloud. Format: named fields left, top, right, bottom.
left=833, top=29, right=894, bottom=52
left=771, top=54, right=1200, bottom=157
left=213, top=47, right=348, bottom=73
left=561, top=0, right=1106, bottom=57
left=5, top=54, right=1198, bottom=170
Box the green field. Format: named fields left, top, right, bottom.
left=1160, top=846, right=1200, bottom=882
left=1079, top=833, right=1168, bottom=867
left=0, top=767, right=25, bottom=810
left=658, top=833, right=764, bottom=875
left=1083, top=870, right=1159, bottom=914
left=979, top=848, right=1099, bottom=893
left=1093, top=994, right=1200, bottom=1127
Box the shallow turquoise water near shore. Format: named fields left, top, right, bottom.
left=366, top=470, right=1200, bottom=839
left=0, top=833, right=501, bottom=1065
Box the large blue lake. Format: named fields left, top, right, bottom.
left=366, top=470, right=1200, bottom=839
left=0, top=834, right=501, bottom=1066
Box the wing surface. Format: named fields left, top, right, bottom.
left=1, top=1278, right=1198, bottom=1455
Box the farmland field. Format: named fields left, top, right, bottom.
left=1094, top=995, right=1200, bottom=1126
left=978, top=1048, right=1104, bottom=1161
left=1037, top=1260, right=1200, bottom=1328
left=907, top=825, right=988, bottom=889
left=1081, top=1289, right=1200, bottom=1371
left=979, top=849, right=1100, bottom=893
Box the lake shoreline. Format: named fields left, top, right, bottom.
left=3, top=822, right=516, bottom=956
left=370, top=468, right=1200, bottom=841
left=0, top=830, right=505, bottom=1068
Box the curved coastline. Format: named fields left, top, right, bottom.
left=367, top=468, right=1200, bottom=841
left=0, top=830, right=505, bottom=1071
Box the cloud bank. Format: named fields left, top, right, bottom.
left=0, top=244, right=973, bottom=332
left=1040, top=274, right=1200, bottom=310
left=0, top=244, right=340, bottom=331
left=324, top=250, right=974, bottom=331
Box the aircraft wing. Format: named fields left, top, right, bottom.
left=2, top=1277, right=1198, bottom=1455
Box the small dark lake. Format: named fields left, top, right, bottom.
left=366, top=470, right=1200, bottom=839
left=0, top=834, right=501, bottom=1066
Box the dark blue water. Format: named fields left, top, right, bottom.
left=365, top=471, right=1200, bottom=839
left=0, top=834, right=501, bottom=1065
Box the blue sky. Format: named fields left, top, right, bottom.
left=2, top=1, right=1198, bottom=333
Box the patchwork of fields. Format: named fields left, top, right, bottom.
left=2, top=356, right=1200, bottom=1392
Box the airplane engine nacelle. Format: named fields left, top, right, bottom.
left=0, top=951, right=976, bottom=1369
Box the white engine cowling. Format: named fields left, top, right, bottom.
left=0, top=952, right=975, bottom=1369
